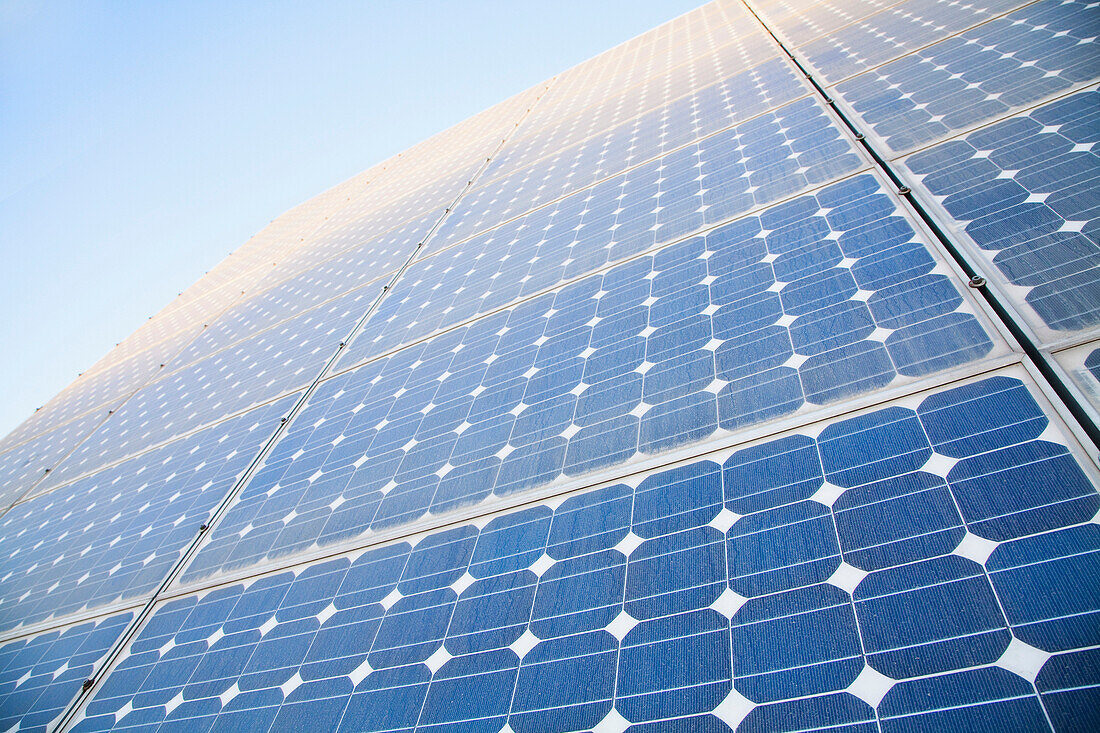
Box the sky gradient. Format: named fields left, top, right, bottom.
left=0, top=0, right=703, bottom=439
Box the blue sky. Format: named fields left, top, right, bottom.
left=0, top=0, right=703, bottom=439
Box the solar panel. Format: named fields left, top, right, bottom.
left=0, top=394, right=297, bottom=634
left=3, top=2, right=1099, bottom=731
left=0, top=613, right=133, bottom=733
left=66, top=373, right=1100, bottom=732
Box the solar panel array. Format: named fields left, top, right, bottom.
left=1, top=1, right=1098, bottom=731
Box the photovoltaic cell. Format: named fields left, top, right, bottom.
left=904, top=87, right=1100, bottom=338
left=0, top=613, right=133, bottom=733
left=0, top=394, right=297, bottom=634
left=180, top=171, right=999, bottom=582
left=70, top=374, right=1100, bottom=732
left=835, top=0, right=1100, bottom=156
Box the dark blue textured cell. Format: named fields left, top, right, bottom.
left=727, top=501, right=841, bottom=596
left=724, top=434, right=824, bottom=513
left=918, top=375, right=1048, bottom=457
left=855, top=556, right=1010, bottom=678
left=732, top=584, right=863, bottom=703
left=949, top=440, right=1099, bottom=540
left=834, top=472, right=965, bottom=571
left=1036, top=647, right=1100, bottom=732
left=818, top=407, right=931, bottom=488
left=617, top=612, right=731, bottom=721
left=879, top=667, right=1048, bottom=732
left=988, top=525, right=1100, bottom=652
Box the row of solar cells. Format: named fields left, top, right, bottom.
left=4, top=372, right=1097, bottom=732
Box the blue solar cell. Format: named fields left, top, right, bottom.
left=67, top=374, right=1098, bottom=732
left=878, top=667, right=1049, bottom=731
left=0, top=612, right=132, bottom=733
left=837, top=0, right=1100, bottom=154
left=180, top=173, right=997, bottom=581
left=0, top=394, right=297, bottom=634
left=905, top=88, right=1100, bottom=336
left=1036, top=647, right=1100, bottom=730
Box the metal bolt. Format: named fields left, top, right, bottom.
left=968, top=275, right=987, bottom=289
left=897, top=186, right=911, bottom=195
left=82, top=679, right=95, bottom=692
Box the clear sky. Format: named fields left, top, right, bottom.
left=0, top=0, right=704, bottom=439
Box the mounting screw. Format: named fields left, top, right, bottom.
left=82, top=678, right=95, bottom=692
left=853, top=132, right=865, bottom=140
left=44, top=468, right=50, bottom=473
left=339, top=342, right=346, bottom=348
left=897, top=186, right=911, bottom=195
left=968, top=275, right=987, bottom=289
left=824, top=97, right=834, bottom=104
left=281, top=418, right=288, bottom=424
left=200, top=523, right=209, bottom=532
